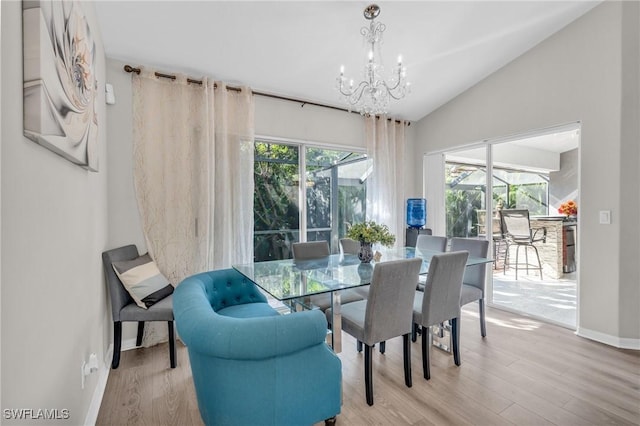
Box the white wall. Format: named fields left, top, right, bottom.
left=412, top=1, right=639, bottom=347
left=1, top=1, right=110, bottom=423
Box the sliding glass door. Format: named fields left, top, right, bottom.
left=431, top=124, right=580, bottom=329
left=254, top=140, right=369, bottom=261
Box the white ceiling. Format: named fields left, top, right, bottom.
left=95, top=1, right=599, bottom=122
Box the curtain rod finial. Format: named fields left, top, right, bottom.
left=124, top=64, right=141, bottom=74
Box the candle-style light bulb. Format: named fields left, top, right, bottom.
left=368, top=51, right=373, bottom=62
left=398, top=55, right=403, bottom=65
left=340, top=65, right=344, bottom=75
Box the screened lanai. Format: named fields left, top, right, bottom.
left=446, top=163, right=549, bottom=238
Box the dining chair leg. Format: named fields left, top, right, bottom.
left=112, top=321, right=122, bottom=369
left=379, top=341, right=386, bottom=354
left=411, top=322, right=418, bottom=342
left=403, top=333, right=412, bottom=388
left=356, top=340, right=363, bottom=352
left=364, top=344, right=374, bottom=406
left=451, top=317, right=461, bottom=366
left=421, top=325, right=431, bottom=380
left=136, top=321, right=145, bottom=346
left=168, top=321, right=177, bottom=368
left=479, top=299, right=487, bottom=338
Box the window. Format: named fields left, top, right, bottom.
left=254, top=140, right=369, bottom=261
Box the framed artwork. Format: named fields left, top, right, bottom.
left=23, top=0, right=99, bottom=172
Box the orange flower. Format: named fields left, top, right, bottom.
left=559, top=200, right=577, bottom=216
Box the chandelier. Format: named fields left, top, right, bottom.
left=336, top=4, right=410, bottom=116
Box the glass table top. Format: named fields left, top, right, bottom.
left=233, top=247, right=493, bottom=301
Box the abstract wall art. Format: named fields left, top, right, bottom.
left=23, top=0, right=99, bottom=171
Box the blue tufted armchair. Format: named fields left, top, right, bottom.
left=173, top=268, right=342, bottom=426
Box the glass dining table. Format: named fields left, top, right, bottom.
left=233, top=246, right=493, bottom=353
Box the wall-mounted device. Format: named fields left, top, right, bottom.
left=105, top=83, right=116, bottom=105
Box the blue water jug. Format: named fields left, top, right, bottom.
left=406, top=198, right=426, bottom=228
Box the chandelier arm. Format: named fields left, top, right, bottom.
left=339, top=80, right=369, bottom=103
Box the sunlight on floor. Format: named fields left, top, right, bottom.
left=465, top=305, right=543, bottom=331
left=491, top=269, right=576, bottom=329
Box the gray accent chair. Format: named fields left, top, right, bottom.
left=412, top=251, right=469, bottom=380
left=102, top=245, right=176, bottom=369
left=451, top=238, right=490, bottom=337
left=327, top=258, right=422, bottom=405
left=291, top=241, right=363, bottom=310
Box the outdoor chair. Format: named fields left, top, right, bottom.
left=499, top=209, right=546, bottom=279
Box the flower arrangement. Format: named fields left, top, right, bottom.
left=347, top=221, right=396, bottom=247
left=558, top=200, right=578, bottom=216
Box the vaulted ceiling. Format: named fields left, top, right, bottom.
left=95, top=1, right=599, bottom=122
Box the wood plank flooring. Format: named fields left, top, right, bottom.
left=96, top=305, right=640, bottom=425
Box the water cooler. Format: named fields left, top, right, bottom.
left=405, top=198, right=432, bottom=247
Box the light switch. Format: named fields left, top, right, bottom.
left=599, top=210, right=611, bottom=224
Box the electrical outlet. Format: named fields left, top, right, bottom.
left=599, top=210, right=611, bottom=224
left=81, top=353, right=99, bottom=389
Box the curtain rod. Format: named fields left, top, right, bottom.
left=123, top=64, right=410, bottom=125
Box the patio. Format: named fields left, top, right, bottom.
left=491, top=269, right=577, bottom=329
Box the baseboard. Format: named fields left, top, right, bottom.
left=84, top=345, right=112, bottom=426
left=577, top=327, right=640, bottom=350
left=121, top=337, right=138, bottom=351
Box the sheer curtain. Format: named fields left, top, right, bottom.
left=365, top=115, right=406, bottom=247
left=212, top=83, right=255, bottom=269
left=132, top=70, right=254, bottom=345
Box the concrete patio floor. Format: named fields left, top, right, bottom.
left=491, top=268, right=577, bottom=329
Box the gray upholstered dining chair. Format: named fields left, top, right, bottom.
left=291, top=241, right=363, bottom=310
left=476, top=210, right=506, bottom=269
left=327, top=258, right=422, bottom=405
left=415, top=234, right=448, bottom=293
left=102, top=245, right=176, bottom=369
left=292, top=241, right=332, bottom=260
left=339, top=238, right=360, bottom=255
left=416, top=234, right=448, bottom=252
left=499, top=209, right=546, bottom=279
left=340, top=238, right=371, bottom=300
left=412, top=251, right=469, bottom=380
left=450, top=238, right=490, bottom=337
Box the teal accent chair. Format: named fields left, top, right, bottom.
left=173, top=268, right=342, bottom=426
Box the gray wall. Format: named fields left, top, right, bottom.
left=1, top=1, right=110, bottom=423
left=412, top=1, right=639, bottom=345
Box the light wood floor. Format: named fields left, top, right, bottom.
left=96, top=305, right=640, bottom=426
